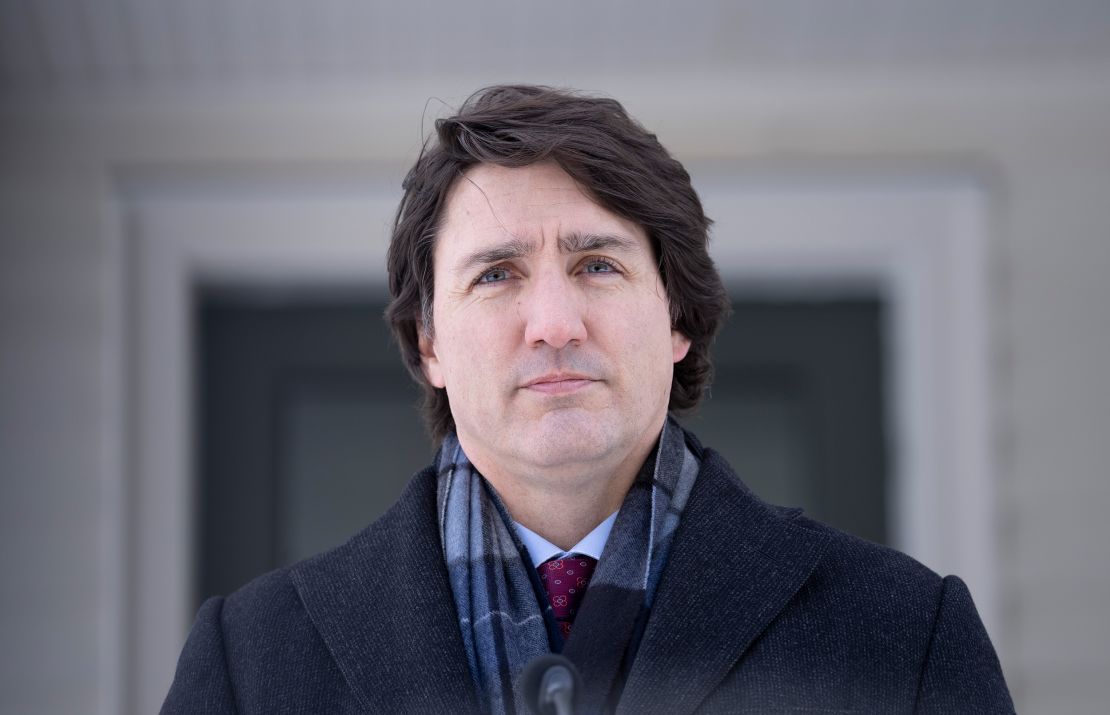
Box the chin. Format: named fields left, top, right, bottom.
left=516, top=411, right=621, bottom=467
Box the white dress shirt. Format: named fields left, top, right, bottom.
left=513, top=511, right=619, bottom=569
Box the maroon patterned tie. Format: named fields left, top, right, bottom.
left=537, top=554, right=598, bottom=641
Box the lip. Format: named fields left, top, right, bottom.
left=522, top=373, right=598, bottom=395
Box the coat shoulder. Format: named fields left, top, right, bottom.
left=700, top=446, right=945, bottom=605
left=760, top=508, right=1012, bottom=712
left=690, top=448, right=1013, bottom=712
left=183, top=467, right=442, bottom=712
left=217, top=463, right=439, bottom=647
left=795, top=511, right=943, bottom=599
left=216, top=565, right=355, bottom=710
left=221, top=564, right=310, bottom=641
left=163, top=565, right=354, bottom=713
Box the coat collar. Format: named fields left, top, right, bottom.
left=616, top=448, right=830, bottom=715
left=289, top=466, right=481, bottom=714
left=288, top=446, right=828, bottom=715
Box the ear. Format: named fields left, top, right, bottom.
left=418, top=328, right=446, bottom=388
left=671, top=330, right=692, bottom=363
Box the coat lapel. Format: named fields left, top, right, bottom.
left=289, top=466, right=480, bottom=714
left=617, top=450, right=830, bottom=715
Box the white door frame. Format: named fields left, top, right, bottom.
left=118, top=165, right=996, bottom=714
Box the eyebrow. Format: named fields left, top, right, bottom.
left=558, top=232, right=640, bottom=255
left=453, top=238, right=535, bottom=275
left=453, top=232, right=640, bottom=275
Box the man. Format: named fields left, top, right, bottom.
left=163, top=85, right=1014, bottom=713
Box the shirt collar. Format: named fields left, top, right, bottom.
left=513, top=511, right=619, bottom=570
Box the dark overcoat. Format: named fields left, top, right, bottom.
left=162, top=444, right=1014, bottom=713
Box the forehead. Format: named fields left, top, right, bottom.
left=436, top=162, right=648, bottom=255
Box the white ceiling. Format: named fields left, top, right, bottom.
left=2, top=0, right=1109, bottom=98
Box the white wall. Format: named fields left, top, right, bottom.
left=3, top=66, right=1110, bottom=713
left=0, top=165, right=117, bottom=713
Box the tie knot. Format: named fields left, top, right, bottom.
left=538, top=555, right=598, bottom=641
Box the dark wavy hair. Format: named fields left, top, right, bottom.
left=386, top=85, right=730, bottom=440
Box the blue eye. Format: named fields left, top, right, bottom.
left=478, top=268, right=510, bottom=284
left=584, top=260, right=615, bottom=274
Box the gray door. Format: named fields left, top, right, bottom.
left=196, top=293, right=887, bottom=608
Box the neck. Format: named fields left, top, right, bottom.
left=465, top=438, right=655, bottom=552
left=506, top=479, right=627, bottom=552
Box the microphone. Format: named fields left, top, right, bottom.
left=521, top=653, right=582, bottom=715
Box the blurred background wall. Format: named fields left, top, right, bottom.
left=2, top=1, right=1109, bottom=713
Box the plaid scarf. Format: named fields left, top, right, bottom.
left=436, top=416, right=700, bottom=715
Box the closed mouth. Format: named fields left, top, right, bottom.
left=522, top=373, right=598, bottom=394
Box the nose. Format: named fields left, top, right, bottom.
left=521, top=273, right=588, bottom=349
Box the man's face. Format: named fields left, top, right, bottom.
left=420, top=162, right=691, bottom=478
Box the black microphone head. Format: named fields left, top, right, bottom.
left=520, top=653, right=582, bottom=715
